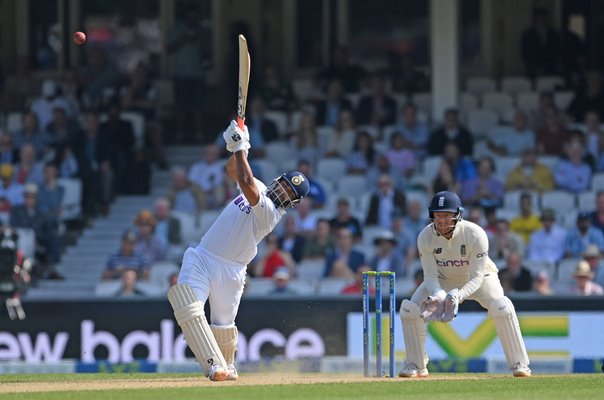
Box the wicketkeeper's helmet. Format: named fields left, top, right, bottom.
left=428, top=191, right=464, bottom=220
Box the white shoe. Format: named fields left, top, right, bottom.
left=226, top=364, right=239, bottom=381
left=399, top=362, right=429, bottom=378
left=512, top=363, right=531, bottom=377
left=208, top=364, right=229, bottom=381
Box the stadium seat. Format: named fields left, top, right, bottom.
left=7, top=112, right=22, bottom=132
left=316, top=158, right=347, bottom=184
left=466, top=77, right=496, bottom=95
left=292, top=78, right=320, bottom=101
left=538, top=155, right=559, bottom=170
left=243, top=278, right=274, bottom=296
left=467, top=109, right=499, bottom=138
left=591, top=172, right=604, bottom=192
left=554, top=91, right=575, bottom=110
left=494, top=156, right=520, bottom=182
left=264, top=141, right=294, bottom=170
left=555, top=258, right=580, bottom=283
left=535, top=76, right=565, bottom=92
left=296, top=259, right=327, bottom=281
left=421, top=155, right=442, bottom=180
left=411, top=92, right=432, bottom=118
left=120, top=111, right=145, bottom=150
left=317, top=126, right=335, bottom=153
left=503, top=190, right=540, bottom=211
left=149, top=261, right=180, bottom=288
left=172, top=210, right=204, bottom=246
left=395, top=278, right=418, bottom=298
left=540, top=190, right=576, bottom=211
left=95, top=281, right=122, bottom=297
left=459, top=92, right=479, bottom=120
left=58, top=178, right=82, bottom=222
left=515, top=92, right=539, bottom=112
left=316, top=278, right=352, bottom=296
left=500, top=76, right=532, bottom=94
left=250, top=159, right=278, bottom=183
left=577, top=191, right=596, bottom=212
left=264, top=110, right=288, bottom=137
left=346, top=93, right=362, bottom=108
left=337, top=175, right=368, bottom=197
left=481, top=92, right=514, bottom=116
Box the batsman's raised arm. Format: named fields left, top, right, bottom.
left=223, top=120, right=259, bottom=206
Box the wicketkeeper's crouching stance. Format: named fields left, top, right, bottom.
left=168, top=120, right=309, bottom=381
left=399, top=191, right=531, bottom=378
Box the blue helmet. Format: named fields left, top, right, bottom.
left=267, top=171, right=310, bottom=208
left=428, top=191, right=464, bottom=219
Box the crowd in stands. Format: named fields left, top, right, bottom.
left=3, top=16, right=604, bottom=298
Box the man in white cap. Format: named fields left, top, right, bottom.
left=30, top=79, right=71, bottom=131
left=581, top=244, right=604, bottom=288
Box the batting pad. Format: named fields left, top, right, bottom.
left=167, top=285, right=228, bottom=372
left=211, top=325, right=238, bottom=365
left=489, top=296, right=530, bottom=368
left=400, top=299, right=428, bottom=368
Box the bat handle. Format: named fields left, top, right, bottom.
left=237, top=117, right=245, bottom=130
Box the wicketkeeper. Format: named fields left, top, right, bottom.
left=167, top=121, right=309, bottom=381
left=399, top=191, right=531, bottom=378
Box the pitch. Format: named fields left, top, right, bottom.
left=0, top=373, right=600, bottom=399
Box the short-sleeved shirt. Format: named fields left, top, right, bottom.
left=417, top=219, right=499, bottom=300
left=198, top=178, right=284, bottom=265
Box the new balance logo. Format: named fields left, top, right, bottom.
left=434, top=248, right=442, bottom=254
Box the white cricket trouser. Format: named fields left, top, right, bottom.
left=177, top=247, right=247, bottom=326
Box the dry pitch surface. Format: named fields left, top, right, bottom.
left=0, top=373, right=529, bottom=394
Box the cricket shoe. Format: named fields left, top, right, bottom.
left=512, top=363, right=531, bottom=377
left=207, top=364, right=229, bottom=381
left=399, top=362, right=429, bottom=378
left=226, top=364, right=239, bottom=381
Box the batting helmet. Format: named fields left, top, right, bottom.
left=428, top=191, right=464, bottom=219
left=268, top=171, right=310, bottom=208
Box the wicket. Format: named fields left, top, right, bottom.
left=362, top=271, right=396, bottom=378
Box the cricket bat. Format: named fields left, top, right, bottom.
left=237, top=34, right=251, bottom=130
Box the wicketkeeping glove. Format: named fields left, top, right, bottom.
left=442, top=288, right=461, bottom=322
left=223, top=120, right=251, bottom=153
left=420, top=289, right=446, bottom=322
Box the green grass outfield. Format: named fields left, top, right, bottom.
left=0, top=373, right=601, bottom=400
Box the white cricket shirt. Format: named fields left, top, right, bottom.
left=417, top=219, right=499, bottom=300
left=197, top=178, right=285, bottom=265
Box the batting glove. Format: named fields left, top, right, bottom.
left=223, top=120, right=250, bottom=153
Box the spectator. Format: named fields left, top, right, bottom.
left=589, top=191, right=604, bottom=236
left=267, top=267, right=298, bottom=296
left=166, top=166, right=205, bottom=215
left=498, top=251, right=534, bottom=294
left=10, top=183, right=63, bottom=279
left=510, top=192, right=542, bottom=244
left=489, top=219, right=525, bottom=261
left=302, top=218, right=335, bottom=261
left=571, top=260, right=604, bottom=296
left=316, top=45, right=366, bottom=93
left=505, top=148, right=555, bottom=193
left=278, top=215, right=306, bottom=264
left=324, top=109, right=357, bottom=158
left=13, top=144, right=44, bottom=186
left=153, top=197, right=183, bottom=262
left=188, top=144, right=228, bottom=210
left=536, top=107, right=569, bottom=155
left=431, top=160, right=459, bottom=195
left=553, top=140, right=591, bottom=193
left=355, top=73, right=397, bottom=128
left=245, top=97, right=280, bottom=150
left=0, top=164, right=25, bottom=213
left=403, top=200, right=428, bottom=239
left=30, top=79, right=72, bottom=131
left=391, top=215, right=418, bottom=276
left=296, top=160, right=327, bottom=209
left=392, top=102, right=430, bottom=159
left=531, top=91, right=564, bottom=133
left=442, top=142, right=477, bottom=185
left=0, top=132, right=18, bottom=165
left=56, top=145, right=79, bottom=180
left=289, top=112, right=320, bottom=166
left=567, top=70, right=604, bottom=122
left=253, top=233, right=295, bottom=278
left=13, top=112, right=49, bottom=159
left=408, top=267, right=425, bottom=297
left=133, top=210, right=167, bottom=264
left=532, top=270, right=554, bottom=296
left=115, top=269, right=146, bottom=297
left=365, top=175, right=407, bottom=229
left=581, top=244, right=604, bottom=288
left=427, top=108, right=474, bottom=157
left=341, top=265, right=374, bottom=295
left=584, top=111, right=604, bottom=164
left=292, top=197, right=317, bottom=237
left=77, top=46, right=119, bottom=110
left=465, top=206, right=485, bottom=227
left=520, top=7, right=560, bottom=80
left=324, top=226, right=366, bottom=278
left=37, top=163, right=64, bottom=221
left=459, top=156, right=504, bottom=208
left=386, top=54, right=429, bottom=95
left=44, top=106, right=80, bottom=151
left=564, top=212, right=604, bottom=258
left=314, top=79, right=353, bottom=127
left=102, top=229, right=149, bottom=280
left=368, top=230, right=404, bottom=276
left=366, top=153, right=402, bottom=192
left=486, top=111, right=536, bottom=156
left=257, top=65, right=297, bottom=112
left=526, top=208, right=567, bottom=264
left=166, top=4, right=210, bottom=142
left=384, top=132, right=416, bottom=179
left=329, top=198, right=363, bottom=242
left=346, top=131, right=377, bottom=176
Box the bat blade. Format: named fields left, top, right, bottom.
left=237, top=34, right=251, bottom=130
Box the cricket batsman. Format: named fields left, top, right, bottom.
left=167, top=120, right=309, bottom=381
left=399, top=191, right=531, bottom=378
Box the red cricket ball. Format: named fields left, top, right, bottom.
left=73, top=31, right=86, bottom=45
